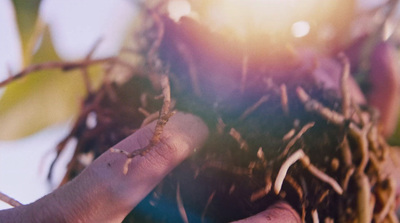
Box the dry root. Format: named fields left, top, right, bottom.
left=111, top=75, right=174, bottom=174
left=0, top=191, right=22, bottom=207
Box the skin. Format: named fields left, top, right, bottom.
left=0, top=40, right=397, bottom=222
left=0, top=112, right=300, bottom=223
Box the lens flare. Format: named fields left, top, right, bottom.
left=291, top=21, right=311, bottom=38
left=168, top=0, right=191, bottom=22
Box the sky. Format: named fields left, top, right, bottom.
left=0, top=123, right=74, bottom=210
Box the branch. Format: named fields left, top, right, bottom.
left=0, top=191, right=22, bottom=207
left=0, top=57, right=115, bottom=88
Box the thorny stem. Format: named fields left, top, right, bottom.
left=111, top=75, right=174, bottom=174
left=0, top=191, right=22, bottom=207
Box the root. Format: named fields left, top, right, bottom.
left=176, top=182, right=189, bottom=223
left=229, top=128, right=250, bottom=151
left=274, top=149, right=305, bottom=194
left=111, top=75, right=173, bottom=174
left=201, top=191, right=216, bottom=221
left=355, top=173, right=372, bottom=223
left=239, top=95, right=270, bottom=120
left=279, top=122, right=315, bottom=159
left=300, top=156, right=343, bottom=195
left=338, top=53, right=351, bottom=119
left=0, top=191, right=22, bottom=207
left=296, top=87, right=346, bottom=126
left=375, top=177, right=397, bottom=223
left=311, top=209, right=319, bottom=223
left=280, top=84, right=289, bottom=115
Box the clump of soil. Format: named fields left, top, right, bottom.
left=51, top=9, right=399, bottom=223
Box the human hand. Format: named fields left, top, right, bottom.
left=0, top=112, right=301, bottom=222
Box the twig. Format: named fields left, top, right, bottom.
left=274, top=149, right=305, bottom=194
left=279, top=122, right=315, bottom=159
left=148, top=10, right=165, bottom=63
left=280, top=84, right=289, bottom=115
left=0, top=57, right=115, bottom=88
left=229, top=128, right=250, bottom=151
left=112, top=75, right=173, bottom=174
left=338, top=53, right=351, bottom=119
left=79, top=38, right=103, bottom=94
left=0, top=191, right=22, bottom=207
left=239, top=95, right=270, bottom=120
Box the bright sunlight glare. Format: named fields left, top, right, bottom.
left=291, top=21, right=311, bottom=38
left=197, top=0, right=342, bottom=43
left=168, top=0, right=191, bottom=22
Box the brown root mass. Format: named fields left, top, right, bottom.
left=50, top=13, right=399, bottom=223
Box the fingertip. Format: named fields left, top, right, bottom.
left=232, top=201, right=301, bottom=223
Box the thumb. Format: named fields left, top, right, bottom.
left=232, top=202, right=301, bottom=223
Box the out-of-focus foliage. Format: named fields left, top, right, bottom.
left=0, top=0, right=102, bottom=139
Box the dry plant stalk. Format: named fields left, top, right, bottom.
left=0, top=191, right=22, bottom=207
left=111, top=75, right=174, bottom=174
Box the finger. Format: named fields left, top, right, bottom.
left=232, top=201, right=301, bottom=223
left=17, top=112, right=208, bottom=223
left=101, top=112, right=209, bottom=206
